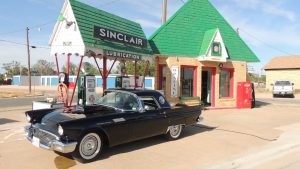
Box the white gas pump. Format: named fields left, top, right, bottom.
left=78, top=75, right=97, bottom=106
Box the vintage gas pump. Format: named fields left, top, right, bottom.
left=57, top=72, right=69, bottom=104
left=116, top=76, right=130, bottom=88
left=115, top=62, right=130, bottom=88
left=32, top=72, right=68, bottom=110
left=78, top=75, right=97, bottom=106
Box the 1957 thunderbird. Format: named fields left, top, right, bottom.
left=25, top=89, right=202, bottom=163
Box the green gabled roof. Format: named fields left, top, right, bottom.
left=69, top=0, right=152, bottom=56
left=149, top=0, right=259, bottom=62
left=199, top=28, right=218, bottom=56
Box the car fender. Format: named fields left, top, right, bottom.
left=77, top=126, right=110, bottom=147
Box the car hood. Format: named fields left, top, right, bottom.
left=41, top=109, right=86, bottom=128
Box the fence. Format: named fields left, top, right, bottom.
left=13, top=75, right=155, bottom=89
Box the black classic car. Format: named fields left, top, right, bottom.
left=25, top=89, right=202, bottom=163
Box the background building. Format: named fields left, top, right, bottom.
left=264, top=56, right=300, bottom=91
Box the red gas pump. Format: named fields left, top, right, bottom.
left=237, top=82, right=253, bottom=109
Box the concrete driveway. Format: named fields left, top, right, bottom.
left=1, top=95, right=300, bottom=169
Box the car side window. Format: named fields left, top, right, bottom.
left=123, top=95, right=140, bottom=111
left=140, top=97, right=160, bottom=111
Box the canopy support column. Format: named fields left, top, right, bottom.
left=70, top=56, right=84, bottom=106
left=134, top=60, right=138, bottom=88
left=65, top=53, right=71, bottom=107
left=141, top=61, right=150, bottom=88
left=102, top=56, right=107, bottom=90
left=55, top=54, right=60, bottom=76
left=94, top=57, right=103, bottom=77
left=107, top=58, right=117, bottom=76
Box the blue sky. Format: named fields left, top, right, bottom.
left=0, top=0, right=299, bottom=74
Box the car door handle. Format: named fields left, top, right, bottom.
left=113, top=118, right=126, bottom=123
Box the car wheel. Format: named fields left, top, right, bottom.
left=165, top=124, right=183, bottom=140
left=273, top=94, right=276, bottom=98
left=72, top=133, right=103, bottom=163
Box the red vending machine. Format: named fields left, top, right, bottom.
left=237, top=82, right=253, bottom=109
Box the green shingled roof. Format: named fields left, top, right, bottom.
left=199, top=28, right=218, bottom=56
left=69, top=0, right=152, bottom=56
left=149, top=0, right=259, bottom=62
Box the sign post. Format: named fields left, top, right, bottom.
left=171, top=66, right=179, bottom=98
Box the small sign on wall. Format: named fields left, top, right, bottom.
left=171, top=66, right=179, bottom=98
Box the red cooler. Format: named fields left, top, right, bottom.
left=237, top=82, right=253, bottom=109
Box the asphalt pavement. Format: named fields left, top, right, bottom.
left=0, top=96, right=46, bottom=109
left=256, top=96, right=300, bottom=107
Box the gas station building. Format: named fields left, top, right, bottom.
left=49, top=0, right=259, bottom=108
left=149, top=0, right=259, bottom=108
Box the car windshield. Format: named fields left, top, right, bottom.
left=275, top=81, right=291, bottom=86
left=96, top=91, right=140, bottom=111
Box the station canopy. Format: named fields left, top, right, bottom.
left=49, top=0, right=153, bottom=61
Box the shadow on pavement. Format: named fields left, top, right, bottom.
left=255, top=101, right=271, bottom=108
left=54, top=156, right=77, bottom=169
left=54, top=124, right=216, bottom=164
left=0, top=118, right=18, bottom=125
left=101, top=124, right=215, bottom=160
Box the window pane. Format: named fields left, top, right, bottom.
left=220, top=70, right=230, bottom=97
left=162, top=66, right=166, bottom=91
left=181, top=68, right=194, bottom=97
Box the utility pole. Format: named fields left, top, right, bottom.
left=162, top=0, right=167, bottom=24
left=26, top=27, right=32, bottom=93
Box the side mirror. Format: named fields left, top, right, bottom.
left=270, top=84, right=274, bottom=86
left=144, top=105, right=151, bottom=111
left=292, top=83, right=295, bottom=85
left=138, top=107, right=145, bottom=113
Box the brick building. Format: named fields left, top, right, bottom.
left=149, top=0, right=259, bottom=108
left=264, top=56, right=300, bottom=91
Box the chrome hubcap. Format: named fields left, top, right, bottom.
left=79, top=133, right=101, bottom=160
left=169, top=125, right=181, bottom=138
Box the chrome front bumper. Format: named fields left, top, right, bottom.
left=24, top=126, right=77, bottom=154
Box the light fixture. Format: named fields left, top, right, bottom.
left=218, top=63, right=224, bottom=69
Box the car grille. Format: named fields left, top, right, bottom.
left=29, top=127, right=58, bottom=146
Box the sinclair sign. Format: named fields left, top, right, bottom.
left=93, top=26, right=147, bottom=48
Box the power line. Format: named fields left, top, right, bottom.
left=0, top=39, right=50, bottom=49
left=239, top=28, right=295, bottom=56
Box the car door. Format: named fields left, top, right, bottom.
left=129, top=97, right=169, bottom=141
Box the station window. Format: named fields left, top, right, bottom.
left=219, top=69, right=234, bottom=98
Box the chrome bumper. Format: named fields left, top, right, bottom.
left=273, top=91, right=293, bottom=95
left=24, top=126, right=77, bottom=154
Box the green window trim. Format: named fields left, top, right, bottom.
left=211, top=42, right=222, bottom=57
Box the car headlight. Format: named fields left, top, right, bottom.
left=58, top=125, right=64, bottom=136
left=26, top=114, right=31, bottom=122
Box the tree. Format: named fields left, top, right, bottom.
left=0, top=73, right=4, bottom=85
left=82, top=62, right=98, bottom=75
left=115, top=61, right=155, bottom=76
left=2, top=61, right=28, bottom=76
left=62, top=62, right=78, bottom=75
left=32, top=59, right=56, bottom=75
left=248, top=73, right=266, bottom=83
